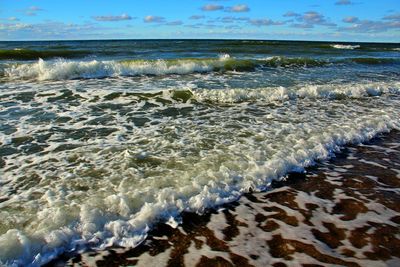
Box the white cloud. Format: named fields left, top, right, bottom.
left=288, top=11, right=337, bottom=28
left=249, top=19, right=284, bottom=26
left=226, top=4, right=250, bottom=13
left=93, top=14, right=133, bottom=22
left=8, top=17, right=20, bottom=21
left=340, top=19, right=400, bottom=32
left=201, top=4, right=224, bottom=11
left=22, top=6, right=44, bottom=16
left=0, top=21, right=112, bottom=40
left=283, top=12, right=300, bottom=17
left=144, top=16, right=166, bottom=23
left=29, top=6, right=42, bottom=11
left=189, top=15, right=205, bottom=20
left=383, top=13, right=400, bottom=21
left=343, top=16, right=359, bottom=23
left=165, top=20, right=183, bottom=26
left=0, top=23, right=32, bottom=31
left=340, top=13, right=400, bottom=32
left=218, top=16, right=249, bottom=23
left=335, top=0, right=352, bottom=5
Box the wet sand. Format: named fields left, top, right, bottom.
left=48, top=130, right=400, bottom=267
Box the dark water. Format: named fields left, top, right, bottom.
left=1, top=39, right=400, bottom=59
left=0, top=40, right=399, bottom=266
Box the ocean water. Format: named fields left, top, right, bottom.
left=0, top=39, right=399, bottom=266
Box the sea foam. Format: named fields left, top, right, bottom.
left=192, top=82, right=400, bottom=103
left=1, top=79, right=400, bottom=266
left=331, top=44, right=360, bottom=50
left=1, top=114, right=398, bottom=266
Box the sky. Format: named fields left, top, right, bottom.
left=0, top=0, right=399, bottom=42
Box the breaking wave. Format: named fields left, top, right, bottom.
left=89, top=81, right=400, bottom=104
left=1, top=56, right=329, bottom=81
left=2, top=55, right=398, bottom=81
left=191, top=82, right=400, bottom=103
left=331, top=44, right=360, bottom=50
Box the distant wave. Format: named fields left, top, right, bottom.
left=330, top=44, right=360, bottom=50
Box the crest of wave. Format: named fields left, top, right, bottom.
left=192, top=82, right=400, bottom=103
left=4, top=56, right=233, bottom=80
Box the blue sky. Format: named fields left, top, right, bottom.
left=0, top=0, right=399, bottom=42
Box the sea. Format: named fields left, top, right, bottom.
left=0, top=39, right=399, bottom=266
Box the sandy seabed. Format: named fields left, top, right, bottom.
left=47, top=131, right=400, bottom=267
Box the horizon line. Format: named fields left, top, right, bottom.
left=0, top=37, right=399, bottom=44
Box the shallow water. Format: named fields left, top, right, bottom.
left=0, top=40, right=399, bottom=266
left=56, top=131, right=400, bottom=267
left=65, top=131, right=400, bottom=266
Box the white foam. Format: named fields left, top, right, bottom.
left=218, top=53, right=231, bottom=60
left=192, top=81, right=400, bottom=103
left=331, top=44, right=360, bottom=50
left=1, top=80, right=400, bottom=266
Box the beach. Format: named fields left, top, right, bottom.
left=0, top=40, right=399, bottom=266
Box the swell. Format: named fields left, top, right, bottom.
left=2, top=41, right=398, bottom=62
left=0, top=49, right=92, bottom=60
left=2, top=56, right=398, bottom=81
left=349, top=57, right=396, bottom=65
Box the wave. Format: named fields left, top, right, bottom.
left=1, top=57, right=241, bottom=80
left=0, top=49, right=91, bottom=60
left=2, top=81, right=398, bottom=107
left=43, top=81, right=398, bottom=104
left=262, top=56, right=327, bottom=67
left=166, top=81, right=400, bottom=103
left=1, top=56, right=325, bottom=80
left=191, top=83, right=399, bottom=103
left=330, top=44, right=360, bottom=50
left=2, top=55, right=398, bottom=81
left=81, top=82, right=399, bottom=107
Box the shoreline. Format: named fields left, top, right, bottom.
left=46, top=130, right=400, bottom=267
